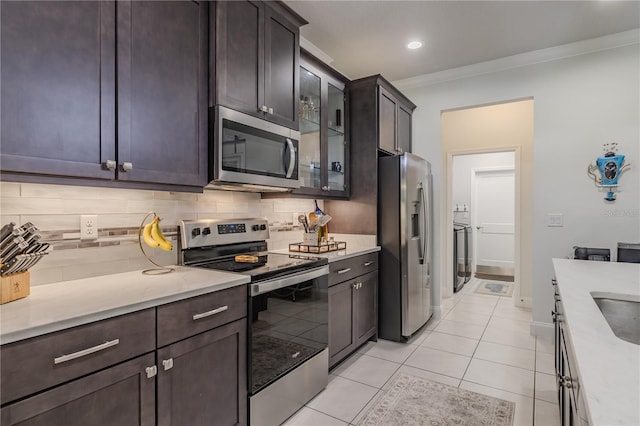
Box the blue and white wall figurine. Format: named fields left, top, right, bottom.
left=587, top=142, right=631, bottom=201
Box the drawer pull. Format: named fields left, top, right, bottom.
left=363, top=261, right=375, bottom=267
left=192, top=305, right=228, bottom=321
left=146, top=365, right=157, bottom=379
left=337, top=268, right=352, bottom=274
left=53, top=339, right=120, bottom=364
left=162, top=358, right=174, bottom=371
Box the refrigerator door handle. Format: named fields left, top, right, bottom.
left=422, top=179, right=430, bottom=275
left=417, top=183, right=426, bottom=265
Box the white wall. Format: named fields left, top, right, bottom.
left=396, top=39, right=639, bottom=336
left=452, top=152, right=515, bottom=225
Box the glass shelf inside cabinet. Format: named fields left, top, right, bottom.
left=328, top=126, right=344, bottom=137
left=300, top=117, right=320, bottom=135
left=299, top=66, right=322, bottom=190
left=327, top=82, right=346, bottom=192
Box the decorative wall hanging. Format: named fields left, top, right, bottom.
left=587, top=142, right=631, bottom=201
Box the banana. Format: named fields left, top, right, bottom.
left=151, top=219, right=173, bottom=251
left=142, top=219, right=160, bottom=248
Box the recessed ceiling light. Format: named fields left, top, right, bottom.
left=407, top=41, right=422, bottom=50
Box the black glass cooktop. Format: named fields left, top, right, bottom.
left=193, top=252, right=327, bottom=282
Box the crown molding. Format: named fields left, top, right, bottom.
left=393, top=29, right=640, bottom=91
left=300, top=36, right=334, bottom=66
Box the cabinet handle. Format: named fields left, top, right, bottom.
left=337, top=268, right=352, bottom=274
left=103, top=160, right=116, bottom=170
left=363, top=261, right=375, bottom=267
left=358, top=282, right=363, bottom=289
left=260, top=105, right=268, bottom=113
left=146, top=365, right=157, bottom=379
left=53, top=339, right=120, bottom=364
left=162, top=358, right=174, bottom=371
left=268, top=107, right=274, bottom=115
left=121, top=162, right=133, bottom=172
left=192, top=305, right=228, bottom=321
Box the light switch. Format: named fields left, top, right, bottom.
left=547, top=213, right=563, bottom=227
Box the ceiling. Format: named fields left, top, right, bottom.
left=285, top=1, right=640, bottom=82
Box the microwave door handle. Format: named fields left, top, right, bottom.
left=285, top=138, right=296, bottom=178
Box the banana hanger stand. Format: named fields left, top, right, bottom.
left=138, top=212, right=175, bottom=275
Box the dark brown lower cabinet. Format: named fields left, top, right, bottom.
left=1, top=287, right=248, bottom=426
left=157, top=319, right=247, bottom=426
left=329, top=270, right=378, bottom=368
left=554, top=279, right=588, bottom=426
left=329, top=278, right=356, bottom=365
left=0, top=354, right=156, bottom=426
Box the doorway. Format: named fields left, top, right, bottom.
left=440, top=98, right=533, bottom=308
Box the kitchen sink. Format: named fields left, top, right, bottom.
left=592, top=293, right=640, bottom=345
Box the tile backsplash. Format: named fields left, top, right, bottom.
left=0, top=182, right=324, bottom=285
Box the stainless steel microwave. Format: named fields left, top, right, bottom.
left=207, top=106, right=300, bottom=192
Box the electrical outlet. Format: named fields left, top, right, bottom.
left=293, top=212, right=305, bottom=225
left=80, top=215, right=98, bottom=240
left=547, top=213, right=564, bottom=227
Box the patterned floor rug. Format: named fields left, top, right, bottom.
left=475, top=281, right=514, bottom=297
left=356, top=373, right=515, bottom=426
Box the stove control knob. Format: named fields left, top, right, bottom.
left=191, top=228, right=201, bottom=237
left=252, top=224, right=260, bottom=231
left=202, top=227, right=211, bottom=235
left=260, top=224, right=267, bottom=230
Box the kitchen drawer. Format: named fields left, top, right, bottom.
left=157, top=284, right=247, bottom=347
left=1, top=308, right=155, bottom=405
left=329, top=252, right=378, bottom=287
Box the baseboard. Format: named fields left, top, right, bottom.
left=475, top=273, right=515, bottom=282
left=530, top=321, right=554, bottom=339
left=514, top=296, right=532, bottom=309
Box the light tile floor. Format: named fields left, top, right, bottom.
left=282, top=277, right=561, bottom=426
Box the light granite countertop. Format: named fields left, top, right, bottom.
left=0, top=266, right=249, bottom=345
left=552, top=258, right=640, bottom=426
left=272, top=242, right=380, bottom=262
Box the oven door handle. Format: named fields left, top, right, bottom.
left=250, top=265, right=329, bottom=296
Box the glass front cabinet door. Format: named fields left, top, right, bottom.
left=294, top=52, right=349, bottom=198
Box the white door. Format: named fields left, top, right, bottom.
left=473, top=169, right=515, bottom=277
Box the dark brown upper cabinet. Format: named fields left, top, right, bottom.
left=294, top=51, right=349, bottom=199
left=0, top=1, right=208, bottom=190
left=0, top=1, right=116, bottom=180
left=324, top=75, right=415, bottom=234
left=376, top=80, right=416, bottom=155
left=213, top=1, right=307, bottom=130
left=116, top=1, right=208, bottom=187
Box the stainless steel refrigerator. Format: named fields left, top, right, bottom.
left=378, top=153, right=433, bottom=341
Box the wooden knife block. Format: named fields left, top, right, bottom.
left=1, top=271, right=30, bottom=304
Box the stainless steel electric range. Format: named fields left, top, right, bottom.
left=178, top=218, right=329, bottom=426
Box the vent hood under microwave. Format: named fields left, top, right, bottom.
left=207, top=106, right=301, bottom=192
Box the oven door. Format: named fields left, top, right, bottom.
left=248, top=265, right=328, bottom=396
left=213, top=106, right=300, bottom=189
